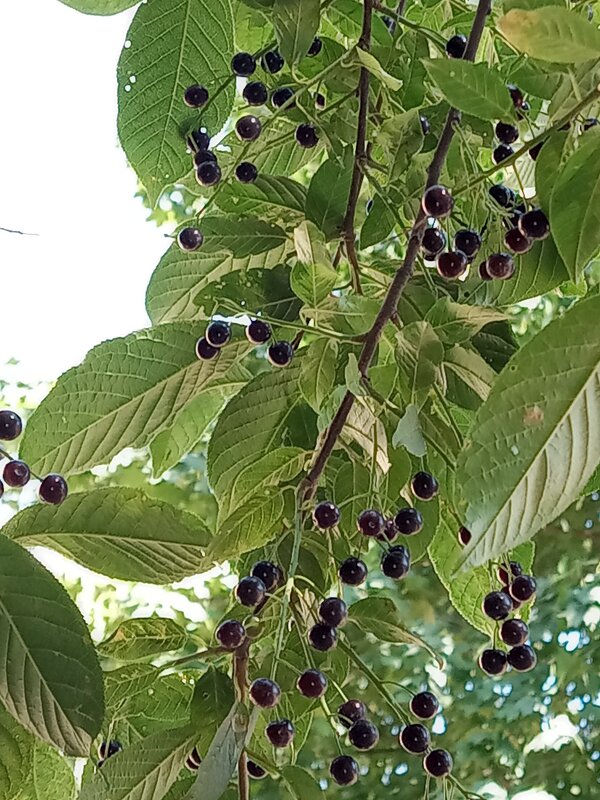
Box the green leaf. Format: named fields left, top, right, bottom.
left=395, top=31, right=428, bottom=109
left=392, top=404, right=426, bottom=457
left=306, top=148, right=354, bottom=240
left=299, top=338, right=339, bottom=412
left=395, top=321, right=444, bottom=407
left=344, top=353, right=365, bottom=397
left=353, top=48, right=402, bottom=90
left=499, top=7, right=600, bottom=63
left=423, top=59, right=514, bottom=120
left=200, top=217, right=289, bottom=258
left=99, top=618, right=187, bottom=662
left=272, top=0, right=320, bottom=65
left=2, top=488, right=212, bottom=584
left=105, top=665, right=158, bottom=716
left=124, top=675, right=193, bottom=738
left=535, top=131, right=569, bottom=215
left=456, top=294, right=600, bottom=567
left=550, top=129, right=600, bottom=280
left=18, top=741, right=76, bottom=800
left=0, top=705, right=32, bottom=800
left=190, top=669, right=235, bottom=752
left=360, top=196, right=395, bottom=249
left=228, top=119, right=321, bottom=176
left=343, top=399, right=390, bottom=472
left=216, top=176, right=306, bottom=221
left=281, top=765, right=325, bottom=799
left=378, top=109, right=424, bottom=179
left=0, top=535, right=103, bottom=756
left=58, top=0, right=138, bottom=13
left=444, top=345, right=496, bottom=404
left=426, top=298, right=505, bottom=344
left=291, top=233, right=337, bottom=306
left=117, top=0, right=234, bottom=205
left=334, top=461, right=370, bottom=533
left=20, top=326, right=250, bottom=476
left=210, top=494, right=286, bottom=562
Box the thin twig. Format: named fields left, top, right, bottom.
left=234, top=640, right=250, bottom=800
left=0, top=226, right=39, bottom=236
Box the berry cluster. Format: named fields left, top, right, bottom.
left=97, top=739, right=122, bottom=768
left=0, top=410, right=68, bottom=505
left=194, top=318, right=295, bottom=368
left=399, top=689, right=452, bottom=778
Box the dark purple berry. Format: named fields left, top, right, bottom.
left=177, top=227, right=203, bottom=251
left=339, top=557, right=367, bottom=586
left=330, top=755, right=359, bottom=786
left=236, top=575, right=266, bottom=607
left=247, top=760, right=266, bottom=779
left=507, top=84, right=525, bottom=108
left=250, top=678, right=281, bottom=708
left=0, top=481, right=4, bottom=500
left=422, top=227, right=446, bottom=258
left=446, top=33, right=467, bottom=58
left=271, top=87, right=295, bottom=108
left=479, top=261, right=492, bottom=281
left=493, top=144, right=514, bottom=164
left=483, top=590, right=513, bottom=620
left=313, top=501, right=340, bottom=529
left=231, top=52, right=256, bottom=77
left=510, top=574, right=537, bottom=602
left=395, top=507, right=423, bottom=535
left=489, top=184, right=515, bottom=208
left=216, top=619, right=246, bottom=650
left=243, top=81, right=268, bottom=106
left=357, top=508, right=384, bottom=537
left=507, top=644, right=537, bottom=671
left=495, top=121, right=519, bottom=145
left=261, top=50, right=284, bottom=74
left=410, top=691, right=439, bottom=720
left=399, top=723, right=430, bottom=754
left=517, top=100, right=530, bottom=118
left=424, top=749, right=453, bottom=778
left=497, top=566, right=509, bottom=584
left=510, top=561, right=523, bottom=577
left=501, top=584, right=521, bottom=610
left=458, top=526, right=472, bottom=545
left=308, top=622, right=337, bottom=652
left=380, top=519, right=398, bottom=542
left=478, top=648, right=507, bottom=676
left=3, top=461, right=30, bottom=488
left=251, top=561, right=281, bottom=592
left=246, top=319, right=272, bottom=344
left=422, top=185, right=454, bottom=218
left=529, top=141, right=544, bottom=161
left=193, top=150, right=217, bottom=167
left=338, top=699, right=366, bottom=728
left=518, top=209, right=549, bottom=240
left=267, top=341, right=293, bottom=367
left=205, top=320, right=231, bottom=348
left=236, top=115, right=261, bottom=141
left=348, top=719, right=379, bottom=750
left=486, top=252, right=515, bottom=280
left=454, top=229, right=482, bottom=258
left=196, top=337, right=218, bottom=360
left=411, top=471, right=439, bottom=501
left=500, top=619, right=529, bottom=647
left=297, top=668, right=328, bottom=698
left=39, top=474, right=68, bottom=505
left=308, top=37, right=322, bottom=56
left=505, top=227, right=532, bottom=253
left=266, top=719, right=295, bottom=747
left=183, top=85, right=208, bottom=108
left=295, top=124, right=319, bottom=148
left=583, top=117, right=599, bottom=131
left=319, top=597, right=348, bottom=627
left=420, top=115, right=430, bottom=135
left=185, top=747, right=202, bottom=771
left=235, top=161, right=258, bottom=184
left=0, top=410, right=22, bottom=440
left=437, top=250, right=468, bottom=279
left=196, top=160, right=221, bottom=187
left=315, top=92, right=326, bottom=109
left=188, top=129, right=210, bottom=152
left=99, top=740, right=122, bottom=759
left=381, top=545, right=410, bottom=580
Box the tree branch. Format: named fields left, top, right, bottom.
left=0, top=226, right=38, bottom=236
left=234, top=639, right=250, bottom=800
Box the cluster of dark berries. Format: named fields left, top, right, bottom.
left=493, top=119, right=519, bottom=166
left=194, top=318, right=295, bottom=368
left=328, top=699, right=381, bottom=785
left=249, top=677, right=295, bottom=748
left=307, top=596, right=347, bottom=652
left=479, top=560, right=538, bottom=676
left=0, top=410, right=68, bottom=505
left=97, top=739, right=122, bottom=768
left=400, top=709, right=452, bottom=778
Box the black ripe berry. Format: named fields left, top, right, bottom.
left=231, top=52, right=256, bottom=77
left=411, top=471, right=439, bottom=501
left=502, top=584, right=521, bottom=610
left=489, top=183, right=515, bottom=209
left=395, top=507, right=423, bottom=535
left=519, top=209, right=550, bottom=240
left=196, top=160, right=221, bottom=187
left=497, top=565, right=510, bottom=584
left=483, top=590, right=513, bottom=620
left=39, top=474, right=68, bottom=505
left=235, top=161, right=258, bottom=184
left=446, top=33, right=467, bottom=58
left=319, top=597, right=348, bottom=627
left=194, top=150, right=217, bottom=167
left=529, top=141, right=544, bottom=161
left=313, top=501, right=340, bottom=529
left=510, top=574, right=537, bottom=602
left=510, top=561, right=523, bottom=576
left=99, top=740, right=122, bottom=759
left=296, top=124, right=319, bottom=148
left=486, top=252, right=515, bottom=280
left=251, top=561, right=281, bottom=592
left=508, top=84, right=525, bottom=108
left=0, top=482, right=4, bottom=500
left=271, top=87, right=295, bottom=108
left=508, top=644, right=537, bottom=671
left=315, top=92, right=326, bottom=109
left=458, top=526, right=472, bottom=545
left=250, top=678, right=281, bottom=708
left=501, top=618, right=529, bottom=647
left=267, top=341, right=294, bottom=367
left=478, top=648, right=508, bottom=676
left=236, top=575, right=266, bottom=607
left=0, top=410, right=22, bottom=440
left=505, top=227, right=532, bottom=254
left=297, top=668, right=328, bottom=698
left=399, top=723, right=430, bottom=754
left=247, top=760, right=266, bottom=779
left=266, top=719, right=295, bottom=747
left=246, top=319, right=272, bottom=344
left=381, top=545, right=410, bottom=580
left=243, top=81, right=268, bottom=106
left=307, top=37, right=322, bottom=56
left=3, top=461, right=30, bottom=488
left=454, top=229, right=482, bottom=259
left=339, top=556, right=367, bottom=586
left=308, top=622, right=337, bottom=652
left=422, top=227, right=446, bottom=258
left=410, top=691, right=439, bottom=720
left=185, top=747, right=202, bottom=771
left=424, top=749, right=453, bottom=778
left=583, top=117, right=599, bottom=131
left=420, top=115, right=431, bottom=136
left=495, top=121, right=519, bottom=145
left=422, top=184, right=454, bottom=218
left=479, top=261, right=492, bottom=281
left=330, top=755, right=359, bottom=786
left=188, top=129, right=210, bottom=152
left=338, top=699, right=367, bottom=728
left=348, top=719, right=379, bottom=751
left=261, top=50, right=284, bottom=74
left=183, top=85, right=209, bottom=108
left=177, top=227, right=203, bottom=252
left=216, top=619, right=246, bottom=650
left=196, top=337, right=218, bottom=360
left=236, top=115, right=261, bottom=141
left=493, top=144, right=514, bottom=164
left=381, top=519, right=398, bottom=542
left=205, top=320, right=231, bottom=348
left=357, top=508, right=384, bottom=537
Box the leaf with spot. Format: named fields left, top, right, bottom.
left=189, top=669, right=235, bottom=752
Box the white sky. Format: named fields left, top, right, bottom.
left=0, top=0, right=167, bottom=385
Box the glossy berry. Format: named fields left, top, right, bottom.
left=183, top=84, right=208, bottom=108
left=349, top=719, right=379, bottom=751
left=251, top=561, right=280, bottom=592
left=505, top=227, right=532, bottom=254
left=315, top=92, right=326, bottom=109
left=510, top=561, right=523, bottom=577
left=185, top=752, right=201, bottom=771
left=486, top=252, right=515, bottom=280
left=420, top=115, right=430, bottom=136
left=196, top=160, right=221, bottom=187
left=194, top=149, right=217, bottom=167
left=177, top=227, right=203, bottom=251
left=39, top=474, right=68, bottom=505
left=243, top=81, right=268, bottom=106
left=424, top=749, right=453, bottom=778
left=206, top=320, right=231, bottom=348
left=261, top=50, right=284, bottom=74
left=246, top=319, right=272, bottom=344
left=297, top=668, right=328, bottom=698
left=411, top=471, right=439, bottom=501
left=399, top=723, right=430, bottom=754
left=422, top=227, right=446, bottom=258
left=330, top=755, right=359, bottom=786
left=483, top=590, right=513, bottom=620
left=478, top=648, right=508, bottom=676
left=235, top=161, right=258, bottom=184
left=489, top=183, right=515, bottom=209
left=308, top=37, right=322, bottom=56
left=196, top=337, right=218, bottom=360
left=381, top=519, right=398, bottom=542
left=381, top=545, right=410, bottom=580
left=508, top=644, right=537, bottom=672
left=501, top=584, right=521, bottom=610
left=508, top=84, right=525, bottom=108
left=395, top=507, right=423, bottom=535
left=495, top=121, right=519, bottom=145
left=519, top=209, right=549, bottom=240
left=3, top=460, right=30, bottom=488
left=267, top=341, right=294, bottom=367
left=454, top=229, right=482, bottom=258
left=99, top=740, right=122, bottom=759
left=357, top=508, right=384, bottom=537
left=236, top=575, right=266, bottom=607
left=236, top=115, right=261, bottom=141
left=516, top=100, right=530, bottom=118
left=271, top=87, right=294, bottom=108
left=319, top=597, right=348, bottom=627
left=501, top=619, right=529, bottom=647
left=231, top=52, right=256, bottom=77
left=313, top=501, right=340, bottom=529
left=188, top=129, right=210, bottom=152
left=247, top=760, right=266, bottom=779
left=529, top=141, right=544, bottom=161
left=410, top=691, right=439, bottom=720
left=338, top=699, right=366, bottom=728
left=479, top=261, right=492, bottom=281
left=250, top=678, right=281, bottom=708
left=446, top=33, right=467, bottom=58
left=0, top=410, right=22, bottom=440
left=438, top=249, right=468, bottom=280
left=339, top=556, right=367, bottom=586
left=510, top=574, right=537, bottom=602
left=296, top=124, right=319, bottom=148
left=497, top=565, right=509, bottom=584
left=266, top=719, right=295, bottom=747
left=458, top=526, right=472, bottom=545
left=308, top=622, right=337, bottom=652
left=422, top=184, right=454, bottom=218
left=216, top=619, right=246, bottom=650
left=493, top=144, right=514, bottom=164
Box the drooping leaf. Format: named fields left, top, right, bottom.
left=499, top=7, right=600, bottom=63
left=299, top=338, right=339, bottom=412
left=378, top=109, right=424, bottom=179
left=423, top=59, right=514, bottom=120
left=334, top=460, right=370, bottom=533
left=59, top=0, right=139, bottom=13
left=353, top=48, right=402, bottom=90
left=392, top=404, right=426, bottom=457
left=306, top=148, right=354, bottom=239
left=272, top=0, right=320, bottom=65
left=99, top=618, right=188, bottom=662
left=395, top=321, right=444, bottom=407
left=444, top=345, right=496, bottom=406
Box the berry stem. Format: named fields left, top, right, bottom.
left=219, top=300, right=355, bottom=341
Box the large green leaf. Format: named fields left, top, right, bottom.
left=423, top=59, right=514, bottom=121
left=272, top=0, right=320, bottom=65
left=299, top=338, right=339, bottom=412
left=281, top=766, right=325, bottom=799
left=117, top=0, right=234, bottom=205
left=306, top=149, right=354, bottom=239
left=2, top=488, right=212, bottom=584
left=18, top=741, right=76, bottom=800
left=99, top=618, right=187, bottom=662
left=226, top=119, right=322, bottom=177
left=59, top=0, right=138, bottom=12
left=349, top=597, right=440, bottom=661
left=20, top=326, right=250, bottom=476
left=395, top=321, right=444, bottom=407
left=426, top=298, right=505, bottom=344
left=215, top=176, right=307, bottom=221
left=455, top=294, right=600, bottom=567
left=0, top=535, right=104, bottom=756
left=199, top=217, right=289, bottom=259
left=0, top=706, right=31, bottom=800
left=499, top=7, right=600, bottom=63
left=209, top=493, right=286, bottom=562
